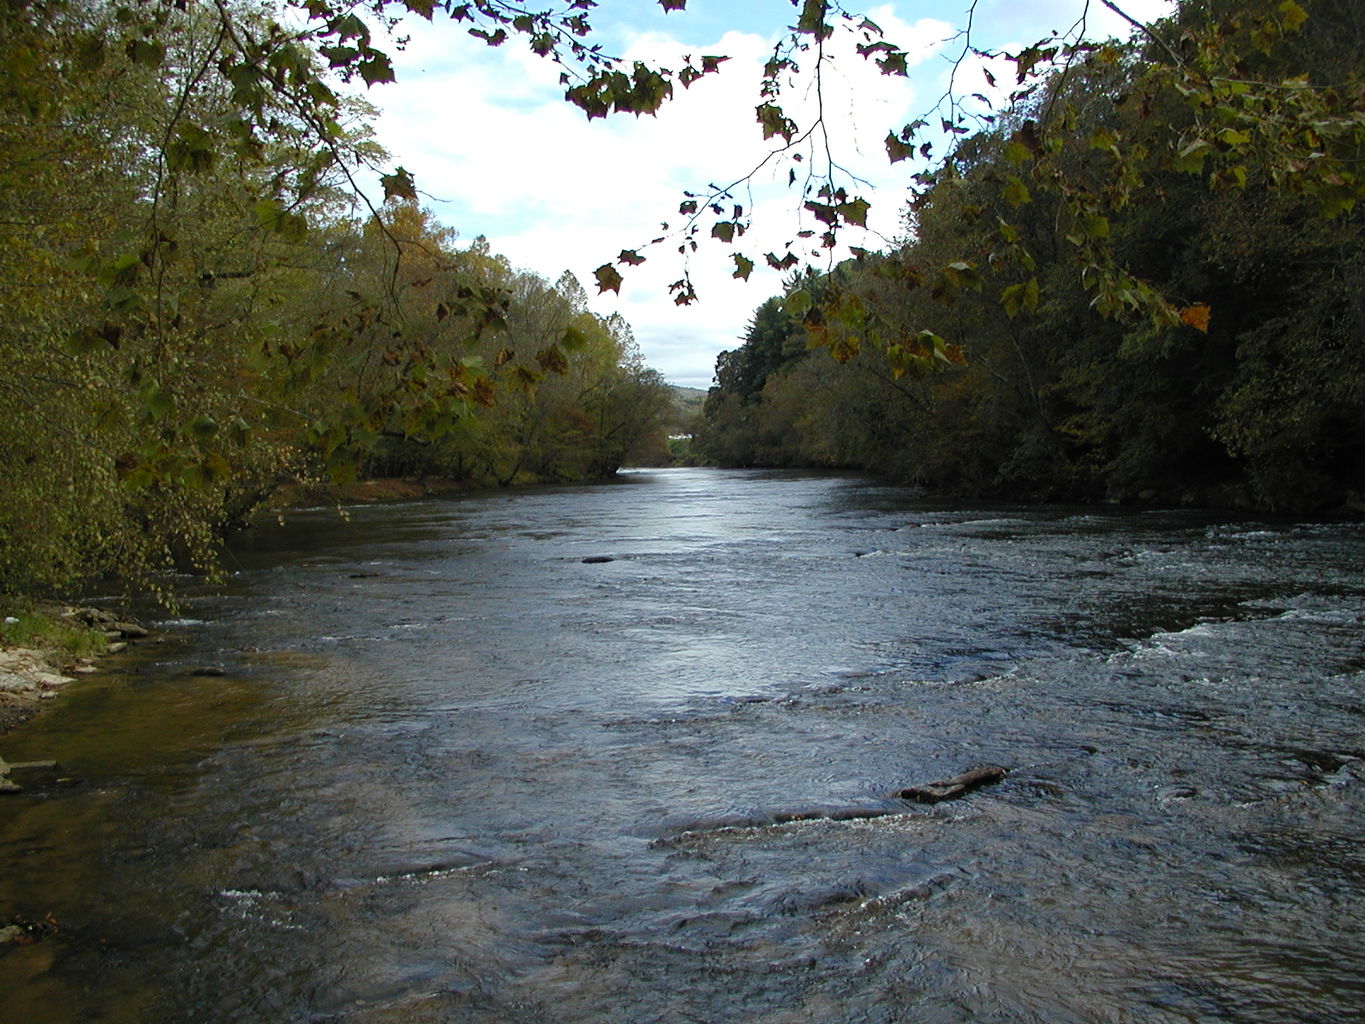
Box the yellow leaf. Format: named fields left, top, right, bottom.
left=1179, top=303, right=1212, bottom=333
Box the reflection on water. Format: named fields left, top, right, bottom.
left=2, top=468, right=1363, bottom=1022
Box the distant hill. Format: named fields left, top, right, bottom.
left=661, top=386, right=707, bottom=463
left=669, top=385, right=707, bottom=423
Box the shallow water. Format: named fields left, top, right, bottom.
left=2, top=468, right=1363, bottom=1022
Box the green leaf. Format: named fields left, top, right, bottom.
left=1011, top=45, right=1056, bottom=84
left=732, top=254, right=754, bottom=281
left=916, top=330, right=948, bottom=358
left=756, top=103, right=795, bottom=142
left=1212, top=165, right=1248, bottom=190
left=711, top=221, right=736, bottom=243
left=121, top=462, right=156, bottom=490
left=943, top=260, right=984, bottom=291
left=320, top=45, right=358, bottom=67
left=331, top=14, right=370, bottom=41
left=1090, top=129, right=1119, bottom=152
left=125, top=39, right=165, bottom=68
left=1172, top=139, right=1210, bottom=174
left=886, top=132, right=914, bottom=163
left=830, top=336, right=860, bottom=363
left=670, top=278, right=697, bottom=305
left=594, top=264, right=623, bottom=294
left=105, top=280, right=141, bottom=311
left=804, top=201, right=838, bottom=226
left=146, top=388, right=175, bottom=420
left=1314, top=182, right=1357, bottom=218
left=254, top=199, right=284, bottom=229
left=884, top=343, right=922, bottom=380
left=877, top=51, right=908, bottom=76
left=796, top=0, right=829, bottom=36
left=358, top=52, right=395, bottom=86
left=837, top=198, right=870, bottom=227
left=1000, top=277, right=1040, bottom=318
left=1278, top=0, right=1308, bottom=31
left=561, top=325, right=590, bottom=351
left=830, top=293, right=866, bottom=330
left=69, top=322, right=122, bottom=353
left=784, top=290, right=813, bottom=316
left=1002, top=176, right=1032, bottom=208
left=189, top=415, right=219, bottom=441
left=76, top=35, right=106, bottom=71
left=253, top=200, right=309, bottom=241
left=380, top=167, right=417, bottom=202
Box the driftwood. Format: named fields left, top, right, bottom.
left=894, top=764, right=1007, bottom=804
left=581, top=556, right=615, bottom=564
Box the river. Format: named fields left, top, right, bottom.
left=2, top=468, right=1363, bottom=1023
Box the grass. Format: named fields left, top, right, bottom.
left=0, top=606, right=109, bottom=662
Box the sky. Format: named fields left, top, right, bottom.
left=361, top=0, right=1174, bottom=389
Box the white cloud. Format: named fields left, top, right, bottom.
left=362, top=1, right=1175, bottom=388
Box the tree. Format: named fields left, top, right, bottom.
left=4, top=0, right=1362, bottom=598
left=0, top=0, right=677, bottom=596
left=694, top=0, right=1363, bottom=511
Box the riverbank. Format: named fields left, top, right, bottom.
left=0, top=608, right=145, bottom=739
left=1, top=478, right=468, bottom=735
left=263, top=476, right=460, bottom=508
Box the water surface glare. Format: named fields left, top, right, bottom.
left=2, top=468, right=1363, bottom=1022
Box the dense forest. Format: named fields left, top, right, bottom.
left=3, top=0, right=1361, bottom=601
left=0, top=0, right=674, bottom=598
left=695, top=0, right=1363, bottom=514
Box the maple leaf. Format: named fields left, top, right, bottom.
left=380, top=167, right=416, bottom=202
left=593, top=264, right=623, bottom=294
left=886, top=132, right=913, bottom=163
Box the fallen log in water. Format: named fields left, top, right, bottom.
left=894, top=764, right=1007, bottom=804
left=651, top=764, right=1011, bottom=843
left=0, top=756, right=59, bottom=794
left=2, top=759, right=57, bottom=771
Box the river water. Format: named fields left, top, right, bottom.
left=2, top=468, right=1363, bottom=1023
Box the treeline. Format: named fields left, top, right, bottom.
left=696, top=0, right=1363, bottom=514
left=0, top=0, right=672, bottom=597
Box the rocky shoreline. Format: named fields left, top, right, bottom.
left=0, top=608, right=149, bottom=740
left=1, top=479, right=444, bottom=739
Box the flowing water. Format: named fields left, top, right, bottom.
left=2, top=468, right=1363, bottom=1023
